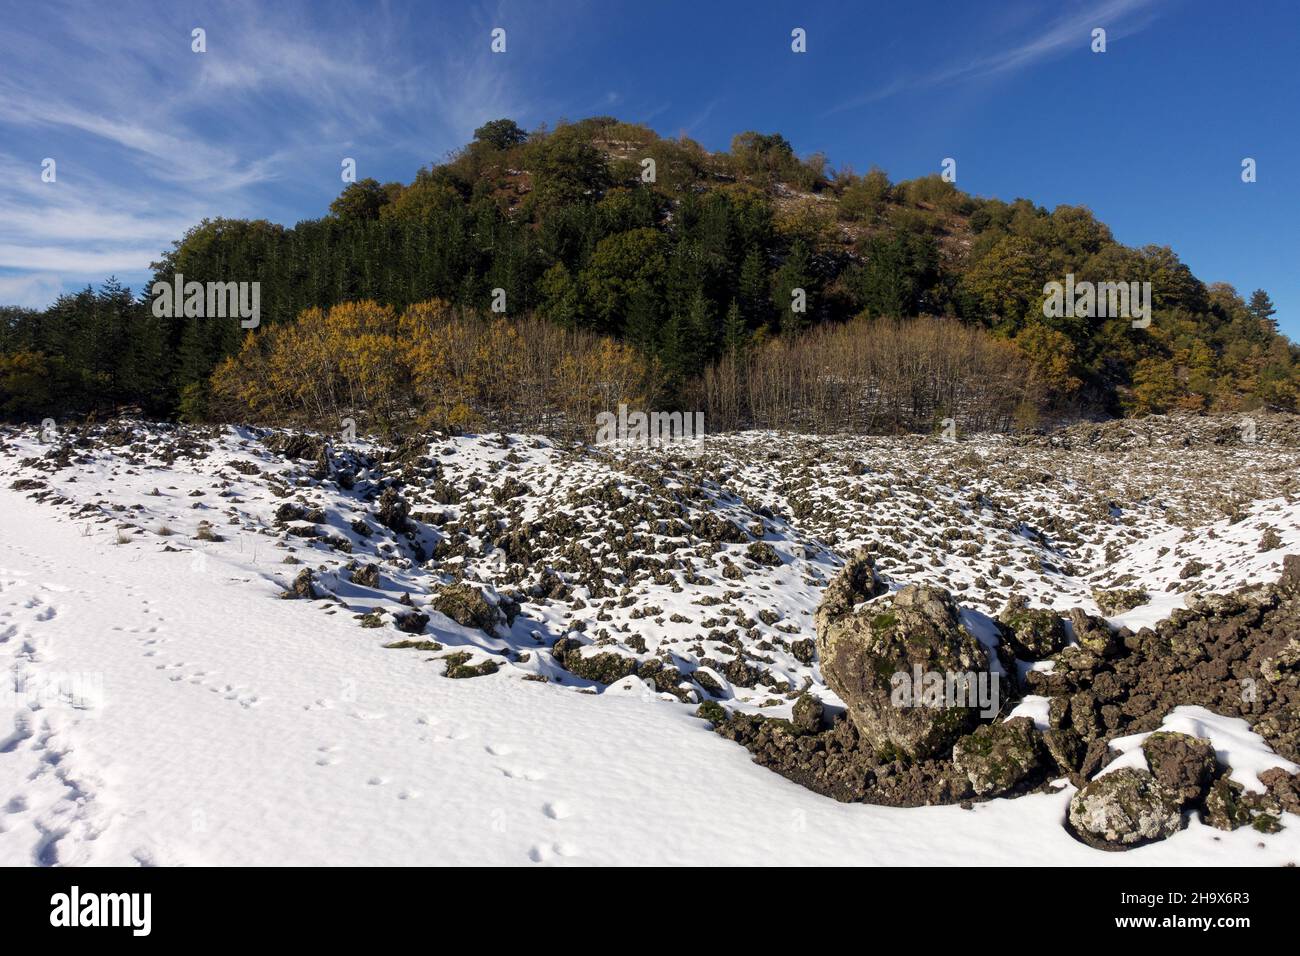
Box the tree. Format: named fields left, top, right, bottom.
left=473, top=118, right=528, bottom=151
left=737, top=245, right=769, bottom=328
left=538, top=263, right=582, bottom=328
left=848, top=233, right=939, bottom=319
left=962, top=235, right=1049, bottom=333
left=1247, top=289, right=1278, bottom=332
left=330, top=179, right=391, bottom=222
left=578, top=228, right=667, bottom=335
left=722, top=299, right=749, bottom=357
left=838, top=167, right=890, bottom=222
left=770, top=239, right=813, bottom=334
left=525, top=125, right=611, bottom=213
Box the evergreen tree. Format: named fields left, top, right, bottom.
left=1248, top=289, right=1278, bottom=332
left=722, top=298, right=749, bottom=357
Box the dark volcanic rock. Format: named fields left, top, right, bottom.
left=816, top=556, right=990, bottom=759
left=997, top=595, right=1068, bottom=659
left=280, top=568, right=317, bottom=600
left=1068, top=768, right=1183, bottom=849
left=952, top=717, right=1043, bottom=796
left=1140, top=731, right=1217, bottom=802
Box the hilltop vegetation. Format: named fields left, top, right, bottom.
left=2, top=116, right=1296, bottom=431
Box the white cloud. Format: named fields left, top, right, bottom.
left=825, top=0, right=1164, bottom=115
left=0, top=273, right=68, bottom=310
left=0, top=0, right=542, bottom=306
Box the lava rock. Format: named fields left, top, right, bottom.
left=430, top=582, right=502, bottom=635
left=998, top=595, right=1068, bottom=659
left=952, top=716, right=1043, bottom=796
left=792, top=692, right=824, bottom=735
left=816, top=556, right=990, bottom=759
left=1140, top=731, right=1217, bottom=802
left=1068, top=767, right=1183, bottom=849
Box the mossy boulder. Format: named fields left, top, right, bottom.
left=791, top=692, right=824, bottom=735
left=1203, top=775, right=1287, bottom=833
left=280, top=567, right=317, bottom=600
left=1068, top=607, right=1121, bottom=657
left=552, top=636, right=639, bottom=685
left=376, top=487, right=411, bottom=533
left=430, top=583, right=502, bottom=635
left=997, top=595, right=1067, bottom=659
left=274, top=501, right=323, bottom=524
left=1042, top=726, right=1085, bottom=778
left=1092, top=587, right=1149, bottom=616
left=816, top=555, right=990, bottom=760
left=351, top=563, right=381, bottom=588
left=952, top=716, right=1043, bottom=796
left=442, top=651, right=500, bottom=679
left=696, top=701, right=727, bottom=725
left=1140, top=731, right=1217, bottom=802
left=790, top=638, right=816, bottom=665
left=392, top=610, right=429, bottom=634
left=1068, top=768, right=1183, bottom=849
left=1203, top=777, right=1253, bottom=831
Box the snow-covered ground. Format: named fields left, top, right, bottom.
left=2, top=419, right=1299, bottom=865
left=3, top=492, right=1297, bottom=866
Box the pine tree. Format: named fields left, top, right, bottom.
left=771, top=239, right=813, bottom=334
left=738, top=245, right=769, bottom=328
left=624, top=281, right=661, bottom=355
left=722, top=298, right=748, bottom=357
left=1247, top=289, right=1278, bottom=332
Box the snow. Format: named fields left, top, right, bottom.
left=0, top=490, right=1297, bottom=867
left=1007, top=695, right=1051, bottom=730
left=3, top=421, right=1300, bottom=866
left=1102, top=707, right=1299, bottom=793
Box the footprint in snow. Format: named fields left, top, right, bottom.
left=542, top=801, right=571, bottom=820
left=528, top=842, right=580, bottom=864
left=501, top=766, right=546, bottom=782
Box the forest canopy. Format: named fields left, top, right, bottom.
left=2, top=115, right=1296, bottom=433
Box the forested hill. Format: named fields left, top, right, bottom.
left=2, top=115, right=1296, bottom=428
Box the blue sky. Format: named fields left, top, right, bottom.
left=2, top=0, right=1297, bottom=337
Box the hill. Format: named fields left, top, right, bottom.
left=2, top=116, right=1297, bottom=430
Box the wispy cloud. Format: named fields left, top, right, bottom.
left=825, top=0, right=1166, bottom=115
left=0, top=0, right=538, bottom=307
left=0, top=273, right=68, bottom=310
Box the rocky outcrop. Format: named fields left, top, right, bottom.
left=280, top=567, right=317, bottom=600
left=952, top=717, right=1043, bottom=796
left=1068, top=768, right=1184, bottom=849
left=997, top=595, right=1067, bottom=659
left=430, top=582, right=503, bottom=635
left=376, top=487, right=411, bottom=534
left=1140, top=732, right=1217, bottom=802
left=816, top=555, right=991, bottom=759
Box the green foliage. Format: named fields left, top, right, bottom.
left=329, top=178, right=391, bottom=222
left=473, top=118, right=528, bottom=151
left=2, top=116, right=1296, bottom=425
